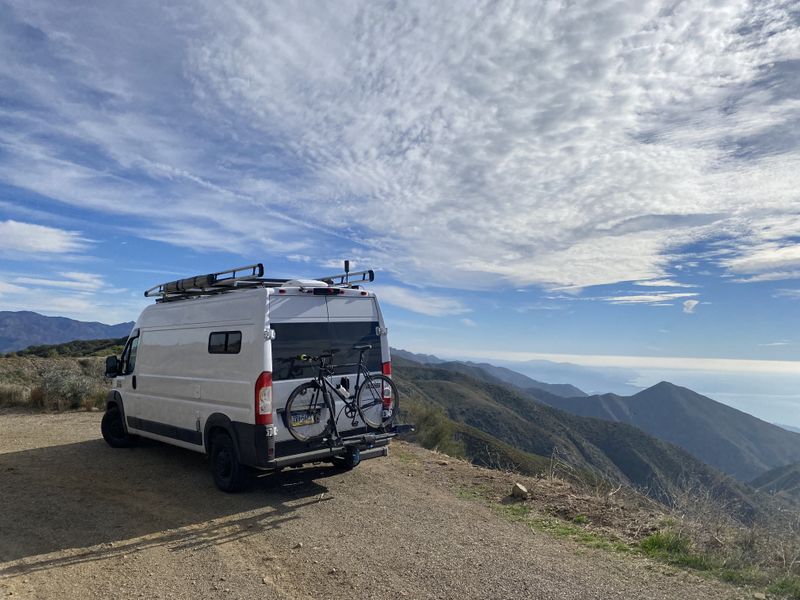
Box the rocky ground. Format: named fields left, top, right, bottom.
left=0, top=410, right=754, bottom=599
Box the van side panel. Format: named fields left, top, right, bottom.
left=127, top=289, right=266, bottom=450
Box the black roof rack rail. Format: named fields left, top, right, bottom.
left=317, top=259, right=375, bottom=288
left=144, top=263, right=267, bottom=301
left=143, top=261, right=375, bottom=302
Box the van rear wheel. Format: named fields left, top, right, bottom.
left=101, top=405, right=137, bottom=448
left=210, top=432, right=248, bottom=493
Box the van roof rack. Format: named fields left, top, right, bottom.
left=144, top=261, right=375, bottom=302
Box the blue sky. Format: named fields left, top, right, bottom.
left=1, top=1, right=799, bottom=423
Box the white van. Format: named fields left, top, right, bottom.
left=102, top=263, right=404, bottom=492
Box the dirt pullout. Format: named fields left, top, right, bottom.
left=0, top=411, right=748, bottom=600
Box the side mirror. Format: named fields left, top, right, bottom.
left=105, top=355, right=119, bottom=378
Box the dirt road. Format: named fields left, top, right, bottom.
left=0, top=411, right=748, bottom=599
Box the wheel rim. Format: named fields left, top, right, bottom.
left=286, top=383, right=329, bottom=442
left=358, top=376, right=395, bottom=429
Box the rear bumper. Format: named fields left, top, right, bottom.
left=236, top=423, right=413, bottom=471
left=264, top=427, right=414, bottom=470
left=267, top=436, right=391, bottom=469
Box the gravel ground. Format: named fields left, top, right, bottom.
left=0, top=411, right=750, bottom=600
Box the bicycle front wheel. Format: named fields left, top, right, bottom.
left=356, top=375, right=399, bottom=430
left=285, top=381, right=331, bottom=442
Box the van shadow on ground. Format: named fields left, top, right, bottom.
left=0, top=437, right=342, bottom=574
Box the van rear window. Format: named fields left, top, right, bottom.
left=271, top=321, right=381, bottom=380
left=208, top=331, right=242, bottom=354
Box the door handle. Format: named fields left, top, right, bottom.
left=132, top=375, right=137, bottom=390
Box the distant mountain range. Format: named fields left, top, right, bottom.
left=394, top=349, right=800, bottom=484
left=391, top=348, right=643, bottom=395
left=392, top=348, right=587, bottom=398
left=0, top=311, right=134, bottom=353
left=393, top=356, right=763, bottom=521
left=531, top=382, right=800, bottom=482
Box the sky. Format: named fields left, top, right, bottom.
left=0, top=1, right=799, bottom=423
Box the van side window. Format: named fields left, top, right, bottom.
left=208, top=331, right=242, bottom=354
left=121, top=334, right=140, bottom=375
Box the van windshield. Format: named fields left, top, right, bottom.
left=270, top=321, right=382, bottom=381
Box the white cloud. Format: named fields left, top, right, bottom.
left=370, top=285, right=470, bottom=317
left=724, top=244, right=800, bottom=283
left=0, top=270, right=142, bottom=323
left=0, top=2, right=798, bottom=291
left=461, top=318, right=477, bottom=327
left=683, top=299, right=700, bottom=314
left=603, top=292, right=699, bottom=305
left=15, top=272, right=104, bottom=291
left=776, top=289, right=800, bottom=299
left=634, top=279, right=697, bottom=288
left=758, top=341, right=791, bottom=347
left=0, top=220, right=87, bottom=255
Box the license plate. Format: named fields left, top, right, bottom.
left=290, top=410, right=319, bottom=427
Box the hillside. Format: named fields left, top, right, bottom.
left=537, top=382, right=800, bottom=482
left=750, top=462, right=800, bottom=503
left=393, top=362, right=761, bottom=521
left=8, top=337, right=128, bottom=358
left=0, top=311, right=133, bottom=353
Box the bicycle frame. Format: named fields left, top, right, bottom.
left=307, top=348, right=381, bottom=442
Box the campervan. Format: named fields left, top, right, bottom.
left=102, top=263, right=403, bottom=491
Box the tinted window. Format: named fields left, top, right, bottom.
left=122, top=334, right=140, bottom=375
left=271, top=321, right=381, bottom=381
left=208, top=331, right=242, bottom=354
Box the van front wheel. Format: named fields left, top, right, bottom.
left=210, top=432, right=248, bottom=493
left=101, top=405, right=137, bottom=448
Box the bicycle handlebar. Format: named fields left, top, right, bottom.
left=295, top=345, right=373, bottom=363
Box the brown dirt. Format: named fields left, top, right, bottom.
left=0, top=411, right=751, bottom=599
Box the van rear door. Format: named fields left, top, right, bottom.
left=268, top=292, right=383, bottom=443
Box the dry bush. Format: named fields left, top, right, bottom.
left=0, top=383, right=28, bottom=407
left=0, top=356, right=110, bottom=412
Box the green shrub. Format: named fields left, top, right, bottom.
left=641, top=531, right=691, bottom=555
left=402, top=400, right=466, bottom=457
left=573, top=514, right=589, bottom=525
left=769, top=576, right=800, bottom=599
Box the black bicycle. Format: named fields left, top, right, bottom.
left=283, top=345, right=399, bottom=443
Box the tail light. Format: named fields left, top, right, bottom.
left=381, top=362, right=393, bottom=408
left=255, top=371, right=273, bottom=425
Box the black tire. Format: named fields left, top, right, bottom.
left=284, top=381, right=332, bottom=442
left=356, top=375, right=399, bottom=430
left=332, top=447, right=361, bottom=471
left=210, top=432, right=248, bottom=493
left=101, top=405, right=137, bottom=448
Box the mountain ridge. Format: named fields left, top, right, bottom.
left=0, top=311, right=134, bottom=353
left=537, top=381, right=800, bottom=482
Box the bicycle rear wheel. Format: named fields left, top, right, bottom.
left=285, top=381, right=331, bottom=442
left=356, top=374, right=399, bottom=430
